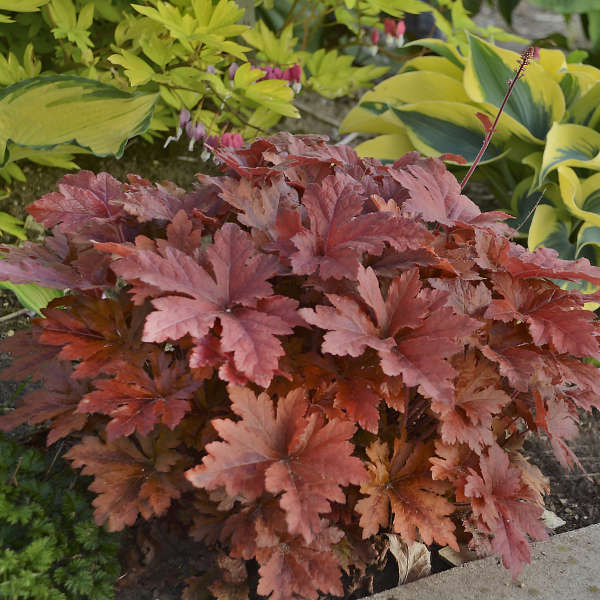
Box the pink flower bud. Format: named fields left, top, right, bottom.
left=228, top=62, right=239, bottom=80
left=179, top=109, right=191, bottom=129
left=370, top=28, right=380, bottom=46
left=289, top=64, right=302, bottom=83
left=206, top=65, right=217, bottom=74
left=282, top=68, right=292, bottom=81
left=272, top=67, right=283, bottom=79
left=396, top=20, right=405, bottom=37
left=384, top=18, right=395, bottom=35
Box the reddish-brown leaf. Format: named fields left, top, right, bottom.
left=289, top=173, right=430, bottom=280
left=27, top=171, right=124, bottom=231
left=0, top=362, right=87, bottom=445
left=432, top=351, right=511, bottom=452
left=356, top=438, right=458, bottom=549
left=464, top=443, right=548, bottom=576
left=65, top=429, right=189, bottom=531
left=112, top=223, right=298, bottom=386
left=38, top=294, right=150, bottom=378
left=185, top=385, right=367, bottom=543
left=77, top=351, right=203, bottom=440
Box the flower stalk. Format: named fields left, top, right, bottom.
left=460, top=46, right=537, bottom=191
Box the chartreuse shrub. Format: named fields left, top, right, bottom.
left=1, top=134, right=600, bottom=597
left=0, top=0, right=529, bottom=184
left=341, top=35, right=600, bottom=282
left=0, top=433, right=120, bottom=599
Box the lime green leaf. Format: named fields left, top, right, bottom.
left=353, top=132, right=415, bottom=162
left=0, top=281, right=63, bottom=316
left=303, top=49, right=388, bottom=99
left=368, top=0, right=431, bottom=17
left=0, top=0, right=49, bottom=11
left=109, top=50, right=155, bottom=86
left=539, top=123, right=600, bottom=184
left=0, top=75, right=158, bottom=166
left=567, top=50, right=589, bottom=64
left=464, top=35, right=565, bottom=144
left=242, top=20, right=297, bottom=65
left=234, top=64, right=298, bottom=118
left=365, top=101, right=507, bottom=164
left=0, top=212, right=26, bottom=240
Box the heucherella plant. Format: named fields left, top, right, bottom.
left=2, top=134, right=600, bottom=597
left=341, top=34, right=600, bottom=280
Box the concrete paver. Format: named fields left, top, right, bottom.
left=367, top=524, right=600, bottom=600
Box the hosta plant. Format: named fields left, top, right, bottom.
left=2, top=134, right=600, bottom=597
left=341, top=35, right=600, bottom=271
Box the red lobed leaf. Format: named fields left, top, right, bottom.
left=356, top=438, right=458, bottom=549
left=65, top=429, right=189, bottom=531
left=464, top=443, right=548, bottom=576
left=185, top=385, right=367, bottom=543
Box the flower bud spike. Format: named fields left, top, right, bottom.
left=460, top=44, right=535, bottom=190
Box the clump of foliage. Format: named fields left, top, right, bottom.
left=1, top=134, right=600, bottom=597
left=0, top=433, right=120, bottom=599
left=0, top=0, right=529, bottom=185
left=341, top=35, right=600, bottom=283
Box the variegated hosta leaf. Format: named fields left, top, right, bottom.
left=368, top=101, right=507, bottom=164
left=0, top=75, right=158, bottom=167
left=567, top=82, right=600, bottom=128
left=400, top=56, right=464, bottom=81
left=507, top=177, right=560, bottom=238
left=463, top=35, right=565, bottom=144
left=539, top=124, right=600, bottom=185
left=340, top=70, right=470, bottom=135
left=354, top=132, right=415, bottom=162
left=528, top=204, right=575, bottom=260
left=558, top=166, right=600, bottom=228
left=403, top=38, right=465, bottom=70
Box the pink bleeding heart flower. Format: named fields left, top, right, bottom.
left=228, top=62, right=239, bottom=80
left=185, top=121, right=206, bottom=151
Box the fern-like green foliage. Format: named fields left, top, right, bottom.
left=0, top=434, right=120, bottom=599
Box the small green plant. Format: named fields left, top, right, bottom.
left=0, top=433, right=121, bottom=599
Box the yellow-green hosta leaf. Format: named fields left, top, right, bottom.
left=0, top=44, right=41, bottom=87
left=401, top=56, right=463, bottom=81
left=370, top=101, right=507, bottom=164
left=528, top=203, right=575, bottom=259
left=340, top=71, right=470, bottom=135
left=0, top=281, right=63, bottom=316
left=0, top=212, right=26, bottom=240
left=567, top=82, right=600, bottom=128
left=109, top=50, right=155, bottom=86
left=353, top=132, right=415, bottom=162
left=539, top=123, right=600, bottom=185
left=538, top=48, right=567, bottom=78
left=403, top=39, right=465, bottom=70
left=0, top=75, right=158, bottom=167
left=577, top=224, right=600, bottom=261
left=464, top=35, right=565, bottom=144
left=558, top=166, right=600, bottom=228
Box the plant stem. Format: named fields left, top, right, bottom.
left=460, top=46, right=535, bottom=191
